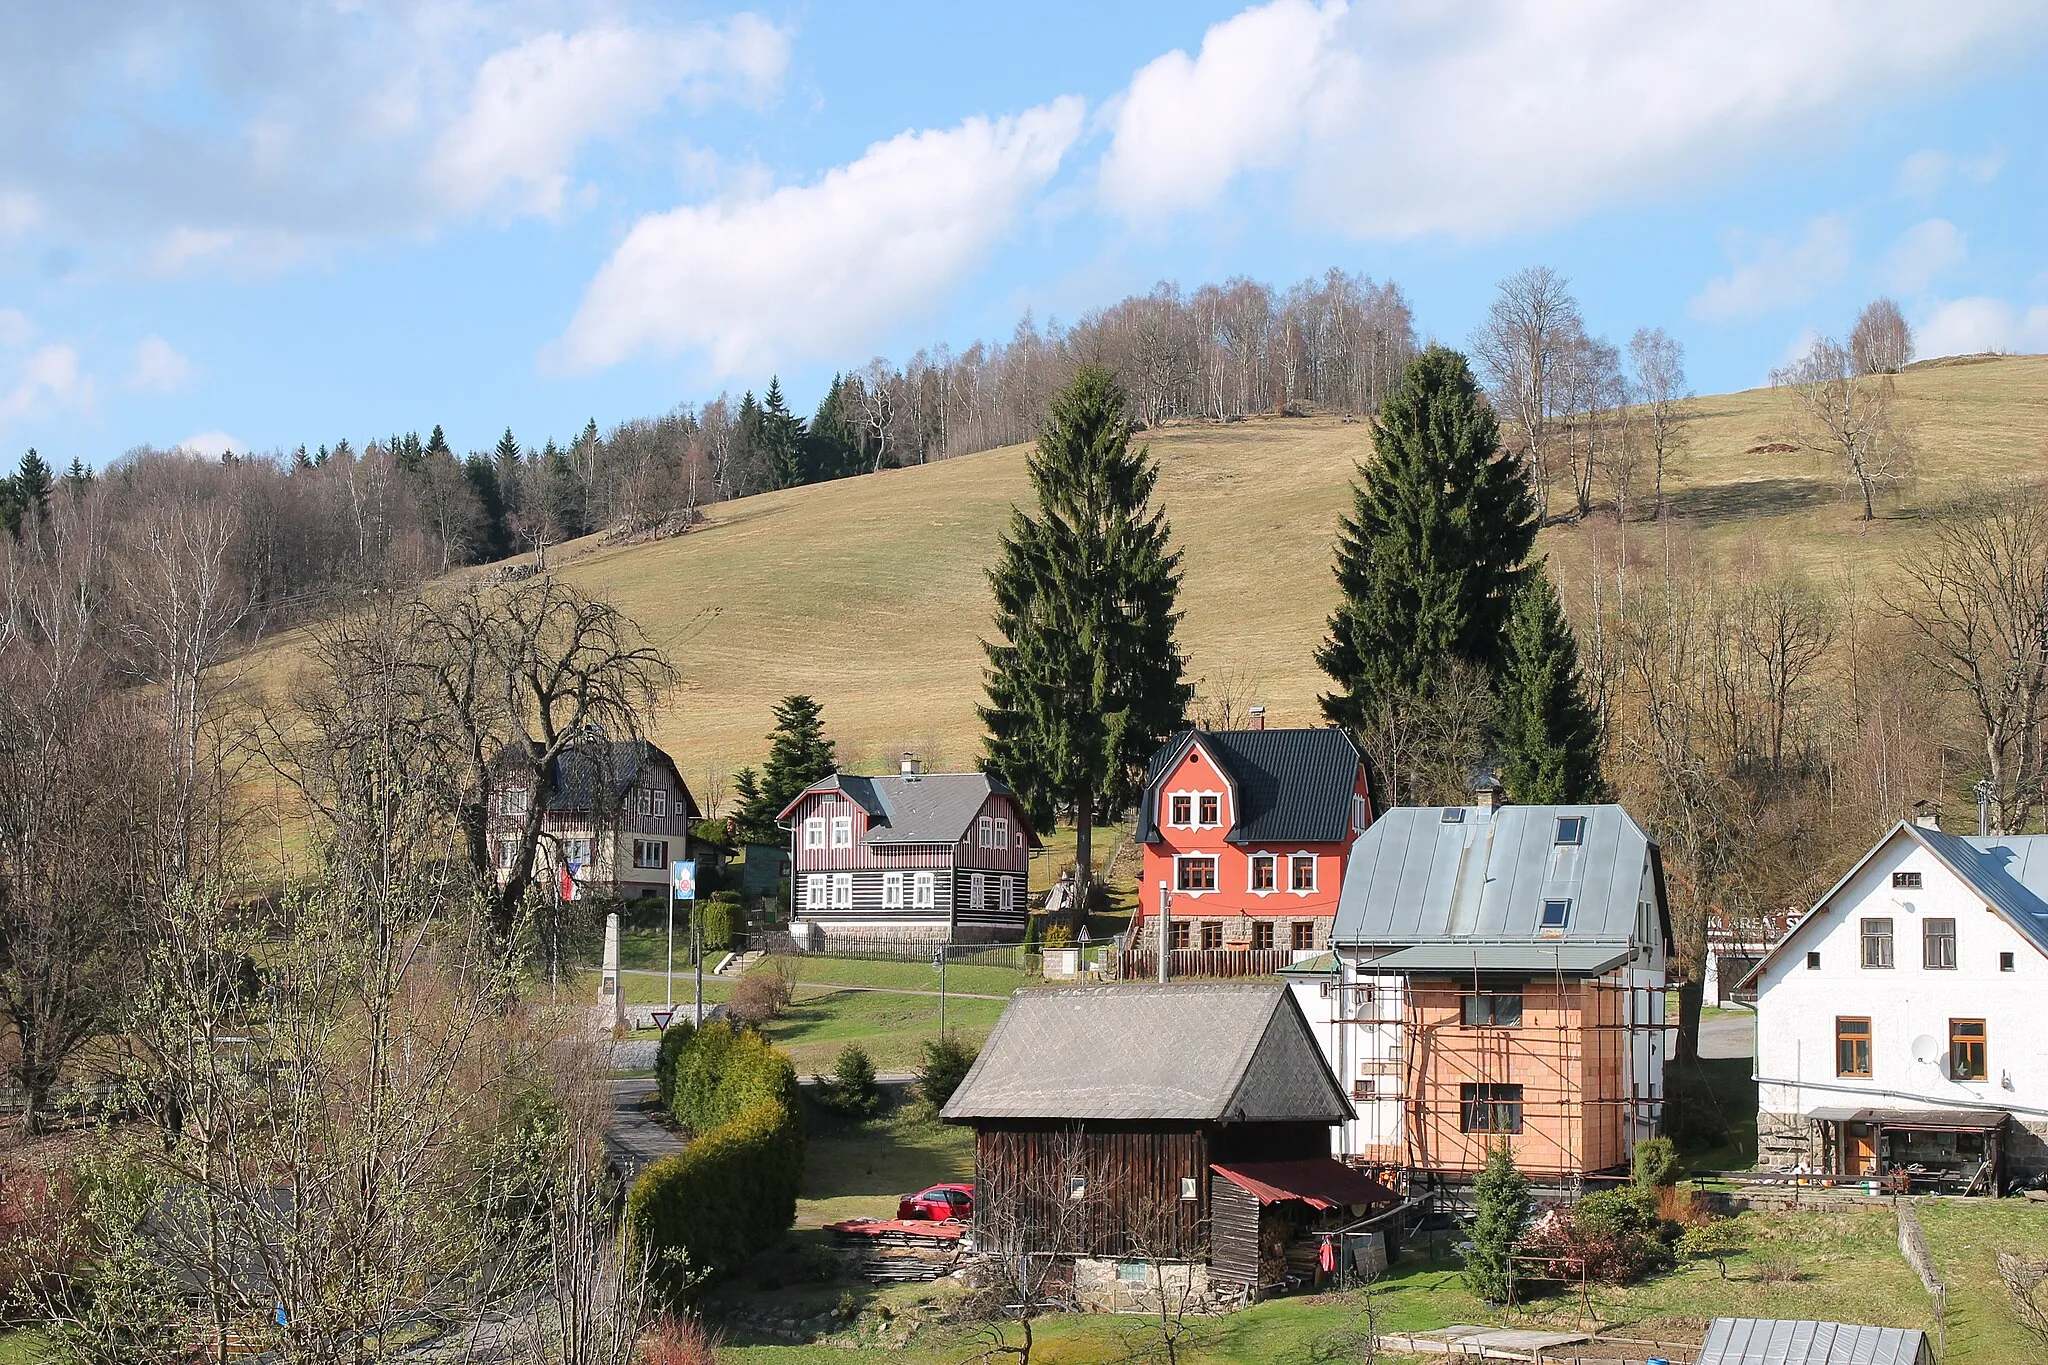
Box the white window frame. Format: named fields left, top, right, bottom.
left=1288, top=852, right=1318, bottom=895
left=883, top=872, right=905, bottom=909
left=1352, top=794, right=1369, bottom=833
left=803, top=817, right=826, bottom=850
left=978, top=815, right=994, bottom=848
left=497, top=839, right=518, bottom=870
left=637, top=788, right=654, bottom=817
left=653, top=788, right=667, bottom=818
left=1173, top=854, right=1219, bottom=896
left=830, top=815, right=853, bottom=849
left=804, top=873, right=826, bottom=908
left=633, top=839, right=667, bottom=869
left=1000, top=877, right=1015, bottom=913
left=1248, top=852, right=1278, bottom=896
left=971, top=873, right=986, bottom=911
left=1167, top=789, right=1226, bottom=830
left=1198, top=792, right=1223, bottom=828
left=1168, top=792, right=1194, bottom=828
left=995, top=816, right=1009, bottom=849
left=832, top=872, right=853, bottom=909
left=502, top=787, right=529, bottom=816
left=913, top=871, right=936, bottom=909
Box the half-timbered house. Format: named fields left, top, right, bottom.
left=488, top=738, right=699, bottom=900
left=942, top=983, right=1395, bottom=1306
left=779, top=761, right=1038, bottom=945
left=1129, top=722, right=1372, bottom=973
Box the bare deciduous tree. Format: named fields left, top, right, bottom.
left=963, top=1128, right=1110, bottom=1365
left=1850, top=296, right=1915, bottom=376
left=1473, top=266, right=1584, bottom=525
left=1626, top=327, right=1689, bottom=519
left=1889, top=483, right=2048, bottom=834
left=1772, top=335, right=1914, bottom=522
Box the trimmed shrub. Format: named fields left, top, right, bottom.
left=1042, top=923, right=1073, bottom=948
left=915, top=1034, right=977, bottom=1112
left=1631, top=1136, right=1680, bottom=1189
left=632, top=1023, right=805, bottom=1299
left=695, top=898, right=734, bottom=954
left=655, top=1020, right=698, bottom=1111
left=817, top=1045, right=881, bottom=1120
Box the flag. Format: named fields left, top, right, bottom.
left=560, top=861, right=580, bottom=902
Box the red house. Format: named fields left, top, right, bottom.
left=1131, top=724, right=1372, bottom=963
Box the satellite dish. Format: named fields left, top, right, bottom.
left=1911, top=1035, right=1942, bottom=1066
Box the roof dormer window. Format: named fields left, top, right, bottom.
left=1540, top=898, right=1572, bottom=931
left=1441, top=808, right=1465, bottom=824
left=1554, top=816, right=1585, bottom=846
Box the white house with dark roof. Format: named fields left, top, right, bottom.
left=778, top=762, right=1040, bottom=945
left=1288, top=794, right=1671, bottom=1178
left=1748, top=815, right=2048, bottom=1187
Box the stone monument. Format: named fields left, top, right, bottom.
left=599, top=912, right=624, bottom=1033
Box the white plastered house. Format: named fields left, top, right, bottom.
left=1748, top=816, right=2048, bottom=1188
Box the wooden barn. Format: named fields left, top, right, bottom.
left=941, top=983, right=1395, bottom=1304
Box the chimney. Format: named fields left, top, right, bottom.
left=1911, top=798, right=1941, bottom=831
left=1471, top=773, right=1505, bottom=814
left=1248, top=705, right=1266, bottom=731
left=901, top=752, right=922, bottom=780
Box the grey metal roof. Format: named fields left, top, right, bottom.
left=940, top=982, right=1351, bottom=1124
left=1744, top=822, right=2048, bottom=985
left=791, top=772, right=1041, bottom=847
left=1357, top=942, right=1635, bottom=975
left=492, top=738, right=698, bottom=817
left=1330, top=803, right=1667, bottom=956
left=1698, top=1318, right=1931, bottom=1365
left=1137, top=728, right=1363, bottom=845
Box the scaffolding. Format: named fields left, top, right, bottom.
left=1326, top=939, right=1667, bottom=1181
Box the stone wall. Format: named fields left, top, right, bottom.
left=1071, top=1257, right=1233, bottom=1314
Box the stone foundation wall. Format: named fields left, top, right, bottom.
left=1758, top=1110, right=1819, bottom=1167
left=1071, top=1258, right=1231, bottom=1314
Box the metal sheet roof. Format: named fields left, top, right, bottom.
left=1698, top=1317, right=1931, bottom=1365
left=1358, top=942, right=1635, bottom=975
left=940, top=982, right=1351, bottom=1124
left=1804, top=1106, right=2008, bottom=1131
left=1331, top=804, right=1664, bottom=953
left=786, top=772, right=1041, bottom=847
left=1210, top=1159, right=1396, bottom=1209
left=1136, top=728, right=1364, bottom=845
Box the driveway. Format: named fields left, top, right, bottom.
left=605, top=1076, right=684, bottom=1179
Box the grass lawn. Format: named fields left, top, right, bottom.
left=795, top=1103, right=975, bottom=1228
left=1915, top=1198, right=2048, bottom=1364
left=0, top=1331, right=51, bottom=1364
left=765, top=987, right=1005, bottom=1076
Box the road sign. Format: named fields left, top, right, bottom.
left=671, top=860, right=697, bottom=900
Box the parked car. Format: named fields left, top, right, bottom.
left=898, top=1183, right=974, bottom=1221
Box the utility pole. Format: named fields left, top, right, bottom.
left=934, top=944, right=948, bottom=1038
left=1157, top=880, right=1172, bottom=984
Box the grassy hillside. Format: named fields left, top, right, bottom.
left=245, top=354, right=2048, bottom=797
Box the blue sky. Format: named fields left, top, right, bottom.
left=2, top=1, right=2045, bottom=464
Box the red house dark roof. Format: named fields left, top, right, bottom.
left=1137, top=727, right=1364, bottom=846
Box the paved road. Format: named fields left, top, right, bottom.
left=1699, top=1010, right=1755, bottom=1061
left=605, top=1076, right=684, bottom=1178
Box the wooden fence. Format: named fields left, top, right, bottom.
left=1115, top=948, right=1292, bottom=980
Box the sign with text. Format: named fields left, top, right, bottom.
left=671, top=860, right=697, bottom=900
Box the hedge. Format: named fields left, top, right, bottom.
left=634, top=1022, right=805, bottom=1296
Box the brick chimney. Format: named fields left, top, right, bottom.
left=1248, top=705, right=1266, bottom=731
left=901, top=752, right=922, bottom=779
left=1471, top=773, right=1505, bottom=814
left=1911, top=798, right=1941, bottom=830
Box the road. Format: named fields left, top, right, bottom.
left=605, top=1076, right=684, bottom=1179
left=1698, top=1010, right=1755, bottom=1061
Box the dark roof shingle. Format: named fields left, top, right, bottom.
left=1137, top=728, right=1364, bottom=845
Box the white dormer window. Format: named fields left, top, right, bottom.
left=803, top=817, right=826, bottom=850
left=1169, top=793, right=1193, bottom=827
left=830, top=815, right=853, bottom=849
left=1554, top=816, right=1585, bottom=846
left=1199, top=794, right=1220, bottom=826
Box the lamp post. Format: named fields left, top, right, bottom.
left=1156, top=880, right=1172, bottom=984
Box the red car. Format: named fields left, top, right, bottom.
left=898, top=1183, right=974, bottom=1222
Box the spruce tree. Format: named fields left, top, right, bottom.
left=729, top=768, right=772, bottom=846
left=1463, top=1143, right=1530, bottom=1303
left=980, top=365, right=1190, bottom=908
left=761, top=378, right=806, bottom=490
left=751, top=695, right=837, bottom=829
left=805, top=375, right=862, bottom=483
left=1317, top=347, right=1536, bottom=736
left=15, top=449, right=52, bottom=520
left=1497, top=564, right=1604, bottom=803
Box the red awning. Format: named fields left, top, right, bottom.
left=1210, top=1159, right=1396, bottom=1210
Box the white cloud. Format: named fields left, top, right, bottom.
left=1894, top=146, right=2005, bottom=200
left=1883, top=218, right=1967, bottom=294
left=0, top=189, right=38, bottom=239
left=1917, top=297, right=2048, bottom=358
left=553, top=98, right=1086, bottom=375
left=434, top=16, right=789, bottom=217
left=128, top=335, right=196, bottom=394
left=1, top=342, right=93, bottom=425
left=176, top=429, right=247, bottom=458
left=0, top=308, right=34, bottom=349
left=1099, top=1, right=2045, bottom=236
left=1689, top=215, right=1854, bottom=322
left=1100, top=0, right=1356, bottom=218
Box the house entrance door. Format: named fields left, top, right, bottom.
left=1844, top=1123, right=1877, bottom=1175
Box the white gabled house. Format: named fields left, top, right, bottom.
left=1748, top=814, right=2048, bottom=1189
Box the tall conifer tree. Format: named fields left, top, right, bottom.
left=1317, top=346, right=1537, bottom=764
left=751, top=695, right=837, bottom=829
left=980, top=365, right=1190, bottom=907
left=1496, top=565, right=1604, bottom=803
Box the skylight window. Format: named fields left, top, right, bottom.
left=1441, top=808, right=1466, bottom=824
left=1554, top=816, right=1586, bottom=846
left=1540, top=898, right=1572, bottom=930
